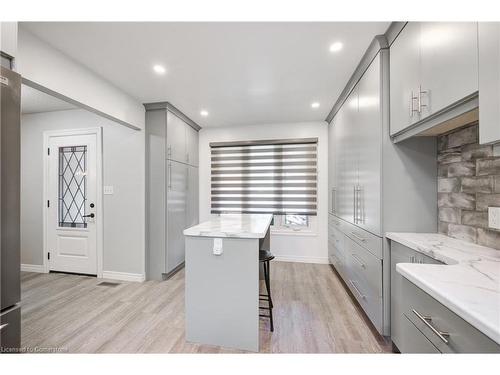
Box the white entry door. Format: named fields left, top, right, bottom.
left=45, top=129, right=102, bottom=275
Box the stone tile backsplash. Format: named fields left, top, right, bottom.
left=437, top=123, right=500, bottom=249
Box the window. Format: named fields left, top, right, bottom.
left=210, top=138, right=318, bottom=222
left=58, top=145, right=87, bottom=228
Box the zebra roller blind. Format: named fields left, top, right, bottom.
left=210, top=138, right=318, bottom=216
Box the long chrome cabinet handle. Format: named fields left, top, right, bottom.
left=412, top=309, right=450, bottom=344
left=168, top=162, right=172, bottom=189
left=331, top=188, right=336, bottom=213
left=350, top=232, right=366, bottom=243
left=349, top=280, right=366, bottom=300
left=351, top=253, right=366, bottom=269
left=352, top=185, right=357, bottom=224
left=418, top=85, right=428, bottom=113
left=0, top=323, right=8, bottom=331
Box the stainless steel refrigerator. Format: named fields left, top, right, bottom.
left=0, top=65, right=21, bottom=352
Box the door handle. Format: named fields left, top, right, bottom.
left=83, top=213, right=95, bottom=218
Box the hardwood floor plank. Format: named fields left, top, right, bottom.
left=20, top=262, right=391, bottom=353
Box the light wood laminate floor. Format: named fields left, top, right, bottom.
left=20, top=262, right=391, bottom=353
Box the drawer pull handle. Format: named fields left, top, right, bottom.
left=0, top=323, right=8, bottom=331
left=350, top=232, right=366, bottom=242
left=351, top=253, right=366, bottom=269
left=349, top=280, right=366, bottom=301
left=412, top=309, right=450, bottom=345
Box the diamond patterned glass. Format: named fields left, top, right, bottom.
left=58, top=146, right=87, bottom=228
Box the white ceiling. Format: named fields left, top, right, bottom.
left=20, top=22, right=389, bottom=127
left=21, top=84, right=76, bottom=114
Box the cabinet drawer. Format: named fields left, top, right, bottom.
left=402, top=276, right=500, bottom=353
left=398, top=314, right=440, bottom=353
left=391, top=242, right=443, bottom=265
left=346, top=276, right=383, bottom=333
left=347, top=239, right=383, bottom=298
left=341, top=219, right=383, bottom=259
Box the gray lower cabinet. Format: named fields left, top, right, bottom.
left=146, top=103, right=200, bottom=280
left=329, top=214, right=384, bottom=333
left=391, top=241, right=500, bottom=353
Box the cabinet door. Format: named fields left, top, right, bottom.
left=337, top=89, right=358, bottom=224
left=186, top=166, right=199, bottom=228
left=186, top=125, right=199, bottom=166
left=166, top=160, right=188, bottom=273
left=478, top=22, right=500, bottom=145
left=420, top=22, right=478, bottom=118
left=356, top=53, right=382, bottom=236
left=390, top=22, right=421, bottom=135
left=328, top=118, right=337, bottom=215
left=166, top=111, right=187, bottom=163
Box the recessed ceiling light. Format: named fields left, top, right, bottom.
left=200, top=110, right=209, bottom=117
left=329, top=42, right=343, bottom=53
left=311, top=102, right=320, bottom=109
left=153, top=64, right=166, bottom=74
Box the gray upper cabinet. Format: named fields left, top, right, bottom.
left=331, top=55, right=382, bottom=236
left=166, top=111, right=187, bottom=163
left=390, top=22, right=422, bottom=135
left=356, top=53, right=382, bottom=235
left=478, top=22, right=500, bottom=145
left=167, top=110, right=199, bottom=166
left=390, top=22, right=478, bottom=137
left=420, top=23, right=478, bottom=116
left=186, top=125, right=199, bottom=166
left=328, top=116, right=337, bottom=215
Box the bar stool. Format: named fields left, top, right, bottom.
left=259, top=250, right=275, bottom=332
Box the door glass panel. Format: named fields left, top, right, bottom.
left=58, top=145, right=87, bottom=228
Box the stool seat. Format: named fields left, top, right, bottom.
left=259, top=250, right=275, bottom=262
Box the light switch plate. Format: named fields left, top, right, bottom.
left=104, top=186, right=114, bottom=195
left=213, top=238, right=223, bottom=255
left=488, top=207, right=500, bottom=230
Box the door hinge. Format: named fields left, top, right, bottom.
left=47, top=148, right=50, bottom=155
left=47, top=252, right=50, bottom=260
left=47, top=200, right=50, bottom=208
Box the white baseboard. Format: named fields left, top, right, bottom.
left=102, top=271, right=145, bottom=282
left=21, top=264, right=46, bottom=273
left=274, top=255, right=329, bottom=264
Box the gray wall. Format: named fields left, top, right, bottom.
left=21, top=109, right=145, bottom=275
left=437, top=123, right=500, bottom=249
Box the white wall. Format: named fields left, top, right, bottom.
left=21, top=109, right=145, bottom=277
left=199, top=121, right=329, bottom=264
left=17, top=27, right=145, bottom=130
left=0, top=22, right=17, bottom=59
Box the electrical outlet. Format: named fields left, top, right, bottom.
left=488, top=207, right=500, bottom=230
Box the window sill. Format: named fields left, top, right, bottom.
left=271, top=227, right=318, bottom=237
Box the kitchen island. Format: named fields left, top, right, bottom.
left=183, top=214, right=273, bottom=352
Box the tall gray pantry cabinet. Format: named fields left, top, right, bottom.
left=327, top=35, right=438, bottom=336
left=145, top=103, right=200, bottom=280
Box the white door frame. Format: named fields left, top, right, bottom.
left=42, top=127, right=104, bottom=277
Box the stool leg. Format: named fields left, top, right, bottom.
left=264, top=260, right=274, bottom=332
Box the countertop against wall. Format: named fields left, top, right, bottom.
left=387, top=232, right=500, bottom=345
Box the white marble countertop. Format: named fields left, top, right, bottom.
left=386, top=232, right=500, bottom=345
left=183, top=214, right=273, bottom=239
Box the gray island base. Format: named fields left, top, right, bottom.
left=183, top=214, right=273, bottom=352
